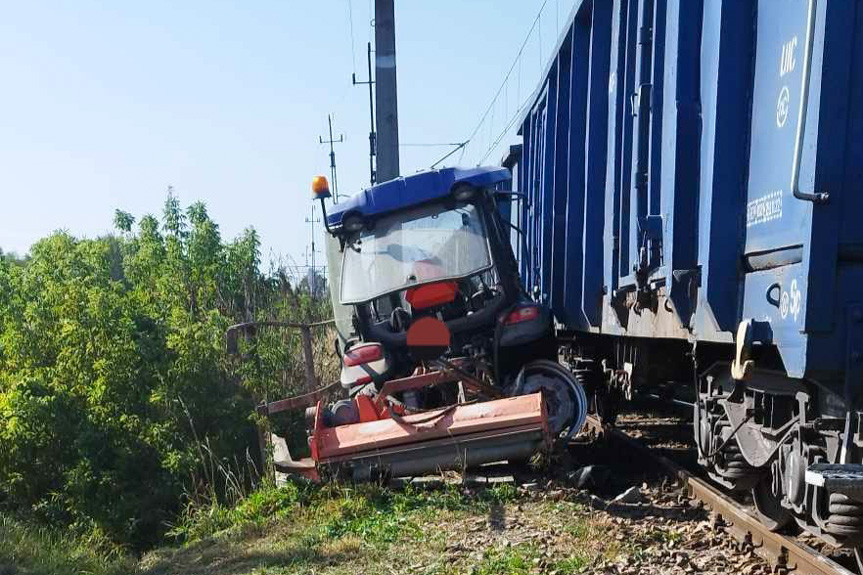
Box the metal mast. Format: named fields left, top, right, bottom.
left=374, top=0, right=400, bottom=182
left=319, top=114, right=344, bottom=203
left=304, top=204, right=321, bottom=296
left=353, top=42, right=377, bottom=186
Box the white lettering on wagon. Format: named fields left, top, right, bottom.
left=776, top=37, right=797, bottom=129
left=777, top=85, right=790, bottom=128
left=780, top=279, right=802, bottom=322
left=780, top=36, right=798, bottom=78
left=747, top=190, right=783, bottom=228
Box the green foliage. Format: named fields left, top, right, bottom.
left=0, top=513, right=134, bottom=575
left=167, top=481, right=312, bottom=543
left=482, top=482, right=519, bottom=505
left=167, top=478, right=530, bottom=552
left=473, top=545, right=541, bottom=575
left=471, top=544, right=585, bottom=575
left=318, top=487, right=422, bottom=545
left=553, top=555, right=589, bottom=573
left=0, top=196, right=335, bottom=550
left=113, top=210, right=135, bottom=234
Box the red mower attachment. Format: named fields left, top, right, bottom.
left=260, top=367, right=551, bottom=482
left=312, top=393, right=548, bottom=481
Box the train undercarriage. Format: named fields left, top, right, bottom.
left=563, top=334, right=863, bottom=548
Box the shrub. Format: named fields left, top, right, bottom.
left=0, top=195, right=335, bottom=549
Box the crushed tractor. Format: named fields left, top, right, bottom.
left=228, top=167, right=587, bottom=482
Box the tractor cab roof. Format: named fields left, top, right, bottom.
left=326, top=166, right=511, bottom=231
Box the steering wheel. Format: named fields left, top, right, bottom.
left=390, top=307, right=412, bottom=332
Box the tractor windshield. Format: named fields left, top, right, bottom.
left=340, top=201, right=492, bottom=304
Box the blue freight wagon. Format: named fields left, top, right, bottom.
left=508, top=0, right=863, bottom=546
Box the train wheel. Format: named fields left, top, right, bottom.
left=752, top=474, right=793, bottom=531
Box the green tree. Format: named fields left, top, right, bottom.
left=112, top=210, right=135, bottom=234
left=0, top=196, right=335, bottom=549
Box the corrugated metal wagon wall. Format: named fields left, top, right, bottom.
left=518, top=0, right=613, bottom=331
left=514, top=0, right=863, bottom=394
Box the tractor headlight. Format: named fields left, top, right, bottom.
left=343, top=214, right=365, bottom=233
left=452, top=184, right=477, bottom=202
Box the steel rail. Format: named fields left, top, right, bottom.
left=584, top=416, right=856, bottom=575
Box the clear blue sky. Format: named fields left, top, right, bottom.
left=0, top=0, right=577, bottom=267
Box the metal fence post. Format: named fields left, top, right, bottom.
left=300, top=325, right=317, bottom=392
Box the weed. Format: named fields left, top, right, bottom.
left=553, top=554, right=589, bottom=574
left=319, top=486, right=421, bottom=545
left=166, top=500, right=235, bottom=543
left=562, top=517, right=594, bottom=540
left=0, top=514, right=133, bottom=575
left=415, top=482, right=472, bottom=513
left=474, top=545, right=540, bottom=575
left=167, top=481, right=309, bottom=543
left=658, top=527, right=683, bottom=544
left=236, top=480, right=308, bottom=519
left=482, top=483, right=518, bottom=505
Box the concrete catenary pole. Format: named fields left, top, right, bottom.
left=374, top=0, right=400, bottom=182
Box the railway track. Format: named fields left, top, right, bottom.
left=583, top=415, right=857, bottom=575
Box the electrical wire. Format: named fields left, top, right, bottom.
left=699, top=412, right=755, bottom=459
left=399, top=142, right=465, bottom=147
left=478, top=104, right=531, bottom=165
left=347, top=0, right=357, bottom=76
left=430, top=141, right=469, bottom=169
left=462, top=0, right=550, bottom=154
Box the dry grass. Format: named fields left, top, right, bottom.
left=3, top=482, right=617, bottom=575
left=0, top=514, right=135, bottom=575
left=135, top=485, right=612, bottom=575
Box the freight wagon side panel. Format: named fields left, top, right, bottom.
left=518, top=0, right=612, bottom=331
left=739, top=1, right=817, bottom=378
left=581, top=2, right=613, bottom=329
left=600, top=0, right=704, bottom=339
left=692, top=0, right=752, bottom=345
left=520, top=0, right=736, bottom=342
left=560, top=2, right=613, bottom=330
left=746, top=1, right=862, bottom=394
left=515, top=0, right=863, bottom=397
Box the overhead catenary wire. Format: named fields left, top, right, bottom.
left=347, top=0, right=357, bottom=75
left=400, top=142, right=465, bottom=147
left=471, top=0, right=580, bottom=166
left=461, top=0, right=550, bottom=158
left=430, top=141, right=469, bottom=169
left=475, top=68, right=547, bottom=167
left=478, top=102, right=531, bottom=165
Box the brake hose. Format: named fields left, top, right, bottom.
left=699, top=411, right=756, bottom=459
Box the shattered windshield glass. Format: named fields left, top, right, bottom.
left=339, top=202, right=492, bottom=304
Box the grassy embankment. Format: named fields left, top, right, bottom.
left=1, top=480, right=624, bottom=575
